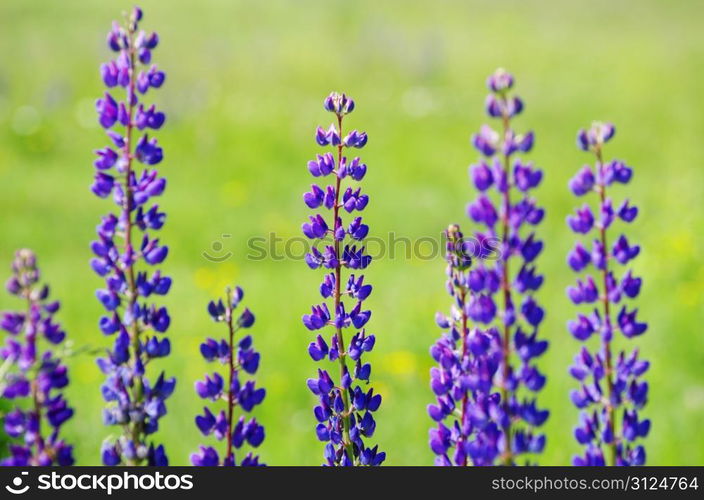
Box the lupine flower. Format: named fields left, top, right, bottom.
left=91, top=7, right=173, bottom=466
left=464, top=69, right=549, bottom=464
left=191, top=286, right=265, bottom=466
left=302, top=92, right=385, bottom=466
left=428, top=225, right=504, bottom=466
left=567, top=122, right=649, bottom=466
left=0, top=249, right=74, bottom=466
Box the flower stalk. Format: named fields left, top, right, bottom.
left=567, top=122, right=649, bottom=466
left=91, top=6, right=173, bottom=466
left=191, top=286, right=265, bottom=466
left=428, top=226, right=503, bottom=466
left=302, top=92, right=384, bottom=466
left=1, top=249, right=74, bottom=466
left=465, top=69, right=549, bottom=464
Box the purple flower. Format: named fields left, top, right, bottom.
left=191, top=286, right=265, bottom=466
left=461, top=69, right=549, bottom=464
left=567, top=122, right=649, bottom=466
left=91, top=7, right=173, bottom=466
left=301, top=93, right=385, bottom=466
left=567, top=204, right=595, bottom=234
left=577, top=122, right=615, bottom=152
left=569, top=165, right=596, bottom=196
left=428, top=225, right=503, bottom=466
left=0, top=249, right=74, bottom=466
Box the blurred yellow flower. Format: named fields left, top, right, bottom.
left=381, top=350, right=418, bottom=378
left=193, top=262, right=238, bottom=295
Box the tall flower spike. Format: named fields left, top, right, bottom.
left=568, top=122, right=649, bottom=466
left=91, top=7, right=174, bottom=466
left=428, top=225, right=503, bottom=466
left=302, top=93, right=385, bottom=466
left=1, top=249, right=74, bottom=466
left=465, top=69, right=549, bottom=464
left=191, top=286, right=265, bottom=466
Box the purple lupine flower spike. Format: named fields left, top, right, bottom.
left=191, top=286, right=265, bottom=466
left=466, top=69, right=549, bottom=464
left=568, top=122, right=649, bottom=466
left=302, top=93, right=385, bottom=466
left=1, top=249, right=74, bottom=466
left=428, top=225, right=503, bottom=466
left=91, top=7, right=173, bottom=466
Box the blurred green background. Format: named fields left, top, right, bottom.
left=1, top=0, right=703, bottom=465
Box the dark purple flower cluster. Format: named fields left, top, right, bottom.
left=90, top=7, right=173, bottom=466
left=428, top=225, right=504, bottom=466
left=465, top=69, right=549, bottom=464
left=191, top=286, right=265, bottom=466
left=1, top=249, right=74, bottom=466
left=301, top=93, right=384, bottom=466
left=567, top=122, right=649, bottom=466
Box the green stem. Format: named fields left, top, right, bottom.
left=499, top=109, right=513, bottom=465
left=595, top=147, right=617, bottom=466
left=224, top=289, right=241, bottom=464
left=122, top=23, right=144, bottom=466
left=333, top=113, right=355, bottom=464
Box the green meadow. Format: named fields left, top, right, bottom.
left=1, top=0, right=703, bottom=465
